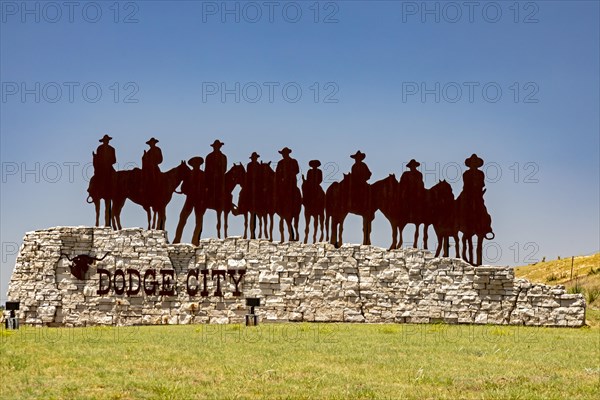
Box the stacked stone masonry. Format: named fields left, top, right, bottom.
left=6, top=227, right=585, bottom=327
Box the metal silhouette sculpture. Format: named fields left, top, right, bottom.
left=173, top=157, right=206, bottom=246
left=87, top=134, right=116, bottom=227
left=86, top=137, right=495, bottom=265
left=326, top=151, right=376, bottom=247
left=456, top=154, right=495, bottom=265
left=205, top=140, right=232, bottom=238
left=236, top=153, right=276, bottom=240
left=60, top=252, right=109, bottom=280
left=274, top=147, right=302, bottom=242
left=301, top=160, right=325, bottom=243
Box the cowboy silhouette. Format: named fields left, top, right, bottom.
left=348, top=151, right=371, bottom=209
left=205, top=139, right=227, bottom=207
left=245, top=152, right=261, bottom=209
left=275, top=147, right=301, bottom=240
left=306, top=160, right=323, bottom=187
left=91, top=134, right=117, bottom=196
left=141, top=137, right=163, bottom=198
left=173, top=157, right=206, bottom=245
left=302, top=160, right=326, bottom=243
left=94, top=134, right=116, bottom=175
left=461, top=153, right=485, bottom=199
left=275, top=147, right=299, bottom=188
left=399, top=159, right=426, bottom=220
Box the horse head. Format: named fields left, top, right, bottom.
left=227, top=163, right=246, bottom=187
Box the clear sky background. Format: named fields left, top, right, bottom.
left=1, top=1, right=599, bottom=303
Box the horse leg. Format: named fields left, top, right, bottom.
left=476, top=234, right=484, bottom=266
left=435, top=231, right=443, bottom=257
left=330, top=218, right=337, bottom=246
left=413, top=223, right=420, bottom=248
left=258, top=215, right=263, bottom=239
left=423, top=223, right=429, bottom=250
left=398, top=225, right=404, bottom=249
left=468, top=237, right=474, bottom=265
left=389, top=222, right=397, bottom=251
left=461, top=235, right=468, bottom=262
left=94, top=199, right=100, bottom=227
left=304, top=211, right=310, bottom=244
left=243, top=214, right=248, bottom=239
left=146, top=208, right=152, bottom=230
left=362, top=218, right=368, bottom=245
left=216, top=211, right=222, bottom=239
left=103, top=199, right=111, bottom=227
left=279, top=218, right=285, bottom=243
left=287, top=218, right=294, bottom=242
left=453, top=234, right=460, bottom=258
left=268, top=214, right=274, bottom=242
left=223, top=212, right=229, bottom=238
left=338, top=217, right=345, bottom=247
left=312, top=214, right=318, bottom=243
left=318, top=212, right=324, bottom=242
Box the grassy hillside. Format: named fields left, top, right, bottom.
left=515, top=252, right=600, bottom=310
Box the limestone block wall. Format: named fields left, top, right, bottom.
left=6, top=227, right=586, bottom=327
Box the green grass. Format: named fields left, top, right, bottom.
left=1, top=322, right=599, bottom=399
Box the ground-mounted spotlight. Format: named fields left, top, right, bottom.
left=245, top=297, right=260, bottom=326
left=4, top=302, right=20, bottom=330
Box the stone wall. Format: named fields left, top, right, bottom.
left=6, top=227, right=586, bottom=327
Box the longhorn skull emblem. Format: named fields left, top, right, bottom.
left=60, top=253, right=109, bottom=280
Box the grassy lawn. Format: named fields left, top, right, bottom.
left=1, top=320, right=599, bottom=400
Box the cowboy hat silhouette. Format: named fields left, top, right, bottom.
left=250, top=152, right=260, bottom=160
left=407, top=159, right=420, bottom=169
left=188, top=156, right=204, bottom=168
left=99, top=134, right=112, bottom=143
left=350, top=151, right=366, bottom=161
left=146, top=137, right=159, bottom=145
left=309, top=160, right=321, bottom=168
left=211, top=140, right=225, bottom=148
left=278, top=147, right=292, bottom=155
left=465, top=154, right=484, bottom=168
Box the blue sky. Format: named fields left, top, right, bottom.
left=1, top=1, right=599, bottom=302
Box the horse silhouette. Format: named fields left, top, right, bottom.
left=370, top=174, right=401, bottom=250
left=424, top=180, right=460, bottom=258
left=457, top=190, right=494, bottom=265
left=205, top=163, right=245, bottom=238
left=110, top=161, right=189, bottom=231
left=301, top=160, right=325, bottom=244
left=326, top=173, right=376, bottom=247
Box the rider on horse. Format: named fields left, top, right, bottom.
left=205, top=139, right=227, bottom=207
left=141, top=137, right=163, bottom=199
left=91, top=134, right=117, bottom=198
left=399, top=159, right=426, bottom=219
left=275, top=147, right=300, bottom=197
left=349, top=151, right=371, bottom=209
left=457, top=153, right=487, bottom=220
